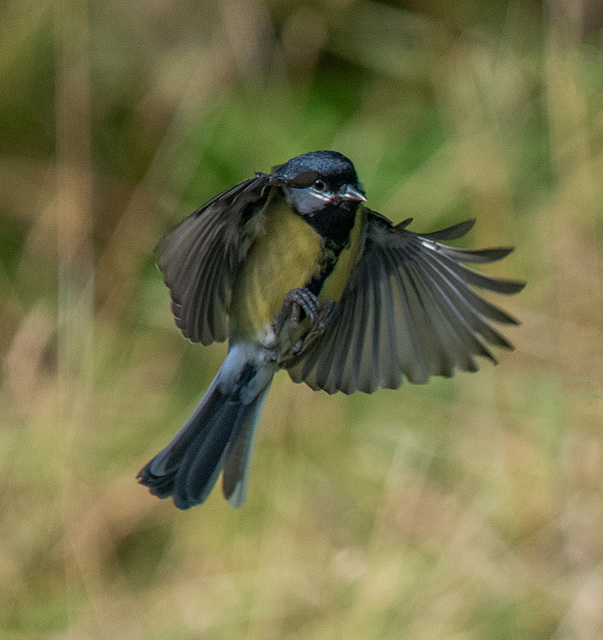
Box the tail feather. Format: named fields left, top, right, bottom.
left=138, top=348, right=274, bottom=509
left=222, top=388, right=269, bottom=507
left=175, top=396, right=255, bottom=508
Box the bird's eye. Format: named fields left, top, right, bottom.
left=313, top=179, right=326, bottom=191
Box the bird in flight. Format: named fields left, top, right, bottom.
left=138, top=150, right=524, bottom=509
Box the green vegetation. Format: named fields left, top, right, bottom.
left=1, top=0, right=601, bottom=638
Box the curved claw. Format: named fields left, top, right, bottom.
left=276, top=289, right=339, bottom=359
left=277, top=288, right=320, bottom=331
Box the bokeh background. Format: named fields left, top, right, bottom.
left=1, top=0, right=602, bottom=638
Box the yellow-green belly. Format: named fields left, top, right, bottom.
left=229, top=195, right=363, bottom=344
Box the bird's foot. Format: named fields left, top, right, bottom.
left=277, top=288, right=319, bottom=331
left=276, top=289, right=338, bottom=355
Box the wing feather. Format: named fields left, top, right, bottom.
left=404, top=257, right=480, bottom=374
left=410, top=250, right=514, bottom=350
left=156, top=175, right=270, bottom=344
left=286, top=212, right=525, bottom=394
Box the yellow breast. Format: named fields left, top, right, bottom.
left=229, top=193, right=324, bottom=342
left=229, top=192, right=366, bottom=348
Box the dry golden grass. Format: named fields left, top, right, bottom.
left=0, top=1, right=601, bottom=638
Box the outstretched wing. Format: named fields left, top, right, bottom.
left=286, top=212, right=525, bottom=394
left=156, top=174, right=271, bottom=345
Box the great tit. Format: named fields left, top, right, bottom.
left=138, top=150, right=525, bottom=509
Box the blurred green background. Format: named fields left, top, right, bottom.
left=1, top=0, right=602, bottom=638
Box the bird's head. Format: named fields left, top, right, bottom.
left=272, top=151, right=366, bottom=215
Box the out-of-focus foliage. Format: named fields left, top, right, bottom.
left=1, top=0, right=602, bottom=638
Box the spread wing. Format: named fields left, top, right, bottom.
left=156, top=174, right=270, bottom=344
left=286, top=212, right=525, bottom=394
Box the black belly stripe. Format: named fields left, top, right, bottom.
left=305, top=246, right=338, bottom=296
left=303, top=200, right=358, bottom=296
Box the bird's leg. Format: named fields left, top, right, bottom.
left=276, top=288, right=319, bottom=331
left=276, top=289, right=339, bottom=356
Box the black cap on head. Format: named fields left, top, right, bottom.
left=272, top=151, right=361, bottom=191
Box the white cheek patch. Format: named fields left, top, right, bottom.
left=286, top=187, right=335, bottom=213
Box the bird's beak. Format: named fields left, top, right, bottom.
left=341, top=185, right=367, bottom=202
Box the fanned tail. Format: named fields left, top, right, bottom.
left=138, top=346, right=274, bottom=509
